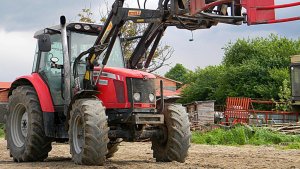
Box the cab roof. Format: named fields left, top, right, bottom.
left=34, top=22, right=103, bottom=38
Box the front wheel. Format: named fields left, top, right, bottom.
left=152, top=104, right=191, bottom=162
left=69, top=98, right=109, bottom=166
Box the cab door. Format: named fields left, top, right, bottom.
left=37, top=34, right=64, bottom=106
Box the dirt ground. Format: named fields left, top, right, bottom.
left=0, top=138, right=299, bottom=169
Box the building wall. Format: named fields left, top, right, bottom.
left=186, top=101, right=215, bottom=125
left=197, top=101, right=214, bottom=114
left=197, top=101, right=215, bottom=124
left=155, top=77, right=177, bottom=91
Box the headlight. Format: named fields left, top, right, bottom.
left=84, top=25, right=91, bottom=30
left=74, top=24, right=81, bottom=30
left=149, top=93, right=155, bottom=102
left=133, top=92, right=141, bottom=101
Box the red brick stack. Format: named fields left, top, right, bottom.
left=0, top=82, right=11, bottom=103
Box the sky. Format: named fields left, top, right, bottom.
left=0, top=0, right=299, bottom=81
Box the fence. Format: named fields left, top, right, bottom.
left=223, top=97, right=299, bottom=125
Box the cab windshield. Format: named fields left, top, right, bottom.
left=70, top=32, right=124, bottom=68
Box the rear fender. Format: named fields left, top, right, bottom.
left=9, top=73, right=55, bottom=112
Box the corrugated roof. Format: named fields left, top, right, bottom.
left=184, top=100, right=216, bottom=106
left=156, top=89, right=180, bottom=97
left=154, top=74, right=183, bottom=84
left=0, top=82, right=12, bottom=89
left=176, top=84, right=188, bottom=93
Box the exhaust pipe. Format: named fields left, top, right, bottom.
left=60, top=16, right=71, bottom=115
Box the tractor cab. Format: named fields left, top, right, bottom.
left=33, top=23, right=124, bottom=106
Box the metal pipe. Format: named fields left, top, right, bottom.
left=264, top=17, right=300, bottom=24
left=60, top=16, right=71, bottom=115
left=202, top=0, right=233, bottom=11
left=192, top=0, right=233, bottom=16
left=158, top=80, right=164, bottom=113
left=256, top=1, right=300, bottom=10
left=231, top=1, right=235, bottom=16
left=130, top=78, right=134, bottom=109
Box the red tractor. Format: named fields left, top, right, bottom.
left=6, top=20, right=192, bottom=165
left=5, top=0, right=300, bottom=166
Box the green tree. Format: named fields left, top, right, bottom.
left=181, top=34, right=300, bottom=105
left=165, top=64, right=189, bottom=84
left=223, top=34, right=300, bottom=68
left=180, top=65, right=225, bottom=104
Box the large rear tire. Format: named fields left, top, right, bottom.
left=152, top=104, right=191, bottom=162
left=69, top=98, right=109, bottom=165
left=6, top=86, right=52, bottom=162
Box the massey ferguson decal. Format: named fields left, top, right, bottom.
left=128, top=10, right=141, bottom=17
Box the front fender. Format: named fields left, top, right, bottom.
left=9, top=73, right=55, bottom=112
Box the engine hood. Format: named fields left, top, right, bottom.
left=95, top=67, right=156, bottom=79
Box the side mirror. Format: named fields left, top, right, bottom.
left=38, top=34, right=51, bottom=52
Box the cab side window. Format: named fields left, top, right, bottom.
left=39, top=34, right=64, bottom=106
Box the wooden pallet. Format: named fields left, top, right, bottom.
left=267, top=122, right=300, bottom=135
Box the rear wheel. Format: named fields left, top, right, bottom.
left=106, top=138, right=122, bottom=158
left=152, top=104, right=191, bottom=162
left=6, top=86, right=52, bottom=162
left=69, top=98, right=109, bottom=165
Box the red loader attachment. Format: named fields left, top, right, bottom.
left=241, top=0, right=300, bottom=25
left=189, top=0, right=300, bottom=25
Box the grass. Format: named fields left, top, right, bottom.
left=0, top=122, right=298, bottom=148
left=0, top=123, right=4, bottom=138
left=192, top=125, right=300, bottom=149
left=0, top=131, right=4, bottom=138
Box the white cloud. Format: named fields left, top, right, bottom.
left=0, top=28, right=36, bottom=81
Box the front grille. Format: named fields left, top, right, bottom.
left=113, top=80, right=125, bottom=103
left=127, top=78, right=155, bottom=103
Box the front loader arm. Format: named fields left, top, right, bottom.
left=76, top=0, right=300, bottom=91
left=77, top=0, right=166, bottom=90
